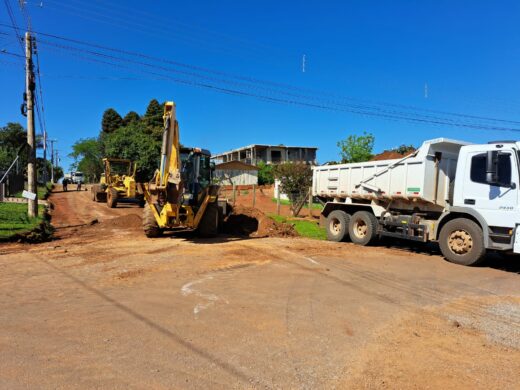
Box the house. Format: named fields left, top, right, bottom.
left=214, top=161, right=259, bottom=186
left=212, top=144, right=318, bottom=165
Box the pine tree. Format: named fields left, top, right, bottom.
left=123, top=111, right=141, bottom=126
left=143, top=99, right=164, bottom=130
left=101, top=108, right=123, bottom=133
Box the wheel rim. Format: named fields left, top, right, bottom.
left=353, top=219, right=367, bottom=238
left=329, top=217, right=341, bottom=235
left=448, top=229, right=473, bottom=255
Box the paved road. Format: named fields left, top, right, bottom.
left=0, top=189, right=519, bottom=389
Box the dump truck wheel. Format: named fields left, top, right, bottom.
left=198, top=203, right=219, bottom=238
left=107, top=188, right=118, bottom=208
left=326, top=210, right=350, bottom=242
left=349, top=211, right=378, bottom=246
left=143, top=206, right=162, bottom=238
left=439, top=218, right=486, bottom=266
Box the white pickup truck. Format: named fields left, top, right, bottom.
left=313, top=138, right=520, bottom=265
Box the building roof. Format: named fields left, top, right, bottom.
left=215, top=160, right=259, bottom=170
left=212, top=144, right=318, bottom=157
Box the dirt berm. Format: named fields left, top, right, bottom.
left=83, top=206, right=296, bottom=238
left=223, top=205, right=297, bottom=238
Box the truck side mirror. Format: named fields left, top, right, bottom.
left=486, top=150, right=499, bottom=185
left=210, top=162, right=216, bottom=172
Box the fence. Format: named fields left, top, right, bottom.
left=218, top=184, right=314, bottom=217
left=0, top=171, right=24, bottom=197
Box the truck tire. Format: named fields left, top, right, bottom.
left=198, top=203, right=219, bottom=238
left=326, top=210, right=350, bottom=242
left=107, top=188, right=118, bottom=208
left=349, top=211, right=378, bottom=246
left=439, top=218, right=486, bottom=266
left=143, top=206, right=162, bottom=238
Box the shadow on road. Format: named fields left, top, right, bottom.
left=380, top=237, right=520, bottom=274
left=37, top=256, right=257, bottom=386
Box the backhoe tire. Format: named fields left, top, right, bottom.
left=326, top=210, right=350, bottom=242
left=138, top=197, right=145, bottom=208
left=439, top=218, right=486, bottom=266
left=143, top=206, right=162, bottom=238
left=107, top=188, right=118, bottom=208
left=198, top=203, right=219, bottom=238
left=349, top=211, right=378, bottom=246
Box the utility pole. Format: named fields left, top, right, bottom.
left=49, top=139, right=57, bottom=183
left=25, top=31, right=38, bottom=218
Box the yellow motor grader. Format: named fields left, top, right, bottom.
left=91, top=158, right=144, bottom=208
left=141, top=101, right=223, bottom=237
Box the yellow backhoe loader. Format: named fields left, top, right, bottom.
left=91, top=158, right=144, bottom=208
left=141, top=101, right=222, bottom=237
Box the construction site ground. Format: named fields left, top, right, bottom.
left=0, top=187, right=519, bottom=389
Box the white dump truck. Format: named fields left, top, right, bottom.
left=313, top=138, right=520, bottom=266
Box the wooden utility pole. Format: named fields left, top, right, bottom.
left=49, top=139, right=56, bottom=183
left=25, top=31, right=38, bottom=217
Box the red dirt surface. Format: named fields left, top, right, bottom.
left=224, top=205, right=297, bottom=238
left=219, top=185, right=321, bottom=218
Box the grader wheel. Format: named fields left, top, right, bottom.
left=107, top=188, right=118, bottom=208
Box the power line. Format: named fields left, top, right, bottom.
left=3, top=0, right=24, bottom=55
left=4, top=22, right=518, bottom=130
left=35, top=41, right=520, bottom=133
left=34, top=37, right=520, bottom=132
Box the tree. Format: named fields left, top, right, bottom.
left=0, top=122, right=27, bottom=171
left=143, top=99, right=164, bottom=136
left=337, top=132, right=375, bottom=163
left=257, top=161, right=274, bottom=185
left=101, top=108, right=123, bottom=133
left=393, top=144, right=416, bottom=155
left=273, top=162, right=313, bottom=216
left=103, top=121, right=161, bottom=181
left=123, top=111, right=140, bottom=126
left=69, top=138, right=103, bottom=182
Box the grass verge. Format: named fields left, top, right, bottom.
left=271, top=197, right=323, bottom=210
left=269, top=214, right=326, bottom=240
left=1, top=183, right=54, bottom=242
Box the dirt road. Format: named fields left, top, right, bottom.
left=0, top=188, right=519, bottom=389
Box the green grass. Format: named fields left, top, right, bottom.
left=269, top=214, right=327, bottom=240
left=271, top=197, right=323, bottom=210
left=0, top=203, right=45, bottom=239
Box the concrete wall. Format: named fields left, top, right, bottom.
left=215, top=169, right=258, bottom=186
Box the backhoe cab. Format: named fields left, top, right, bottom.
left=141, top=101, right=221, bottom=237
left=91, top=158, right=144, bottom=208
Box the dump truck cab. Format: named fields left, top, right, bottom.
left=447, top=141, right=520, bottom=252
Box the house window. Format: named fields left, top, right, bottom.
left=271, top=150, right=282, bottom=163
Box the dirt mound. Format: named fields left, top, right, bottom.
left=224, top=206, right=297, bottom=238
left=102, top=214, right=142, bottom=229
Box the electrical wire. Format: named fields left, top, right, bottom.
left=34, top=37, right=520, bottom=132
left=2, top=22, right=518, bottom=129
left=36, top=42, right=520, bottom=133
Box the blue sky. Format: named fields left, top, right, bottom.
left=1, top=0, right=520, bottom=171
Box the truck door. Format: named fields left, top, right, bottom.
left=462, top=149, right=518, bottom=227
